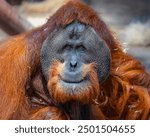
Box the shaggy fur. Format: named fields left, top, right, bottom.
left=0, top=0, right=150, bottom=120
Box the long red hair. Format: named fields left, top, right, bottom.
left=0, top=0, right=149, bottom=119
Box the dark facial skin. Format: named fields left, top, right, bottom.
left=40, top=21, right=111, bottom=93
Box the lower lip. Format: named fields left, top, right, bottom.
left=61, top=79, right=84, bottom=84
left=59, top=78, right=89, bottom=89
left=59, top=75, right=85, bottom=84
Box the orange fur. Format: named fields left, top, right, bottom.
left=0, top=0, right=150, bottom=120
left=30, top=106, right=68, bottom=120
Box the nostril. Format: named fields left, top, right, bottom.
left=70, top=61, right=77, bottom=69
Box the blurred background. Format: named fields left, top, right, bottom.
left=0, top=0, right=150, bottom=73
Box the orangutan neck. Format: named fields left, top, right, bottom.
left=61, top=101, right=92, bottom=120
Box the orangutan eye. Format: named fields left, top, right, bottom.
left=62, top=44, right=73, bottom=51
left=76, top=45, right=86, bottom=51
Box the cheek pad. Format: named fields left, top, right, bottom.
left=40, top=36, right=61, bottom=81
left=95, top=42, right=111, bottom=83
left=40, top=40, right=53, bottom=81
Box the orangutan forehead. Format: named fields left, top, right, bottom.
left=65, top=21, right=86, bottom=33
left=51, top=21, right=87, bottom=34
left=49, top=21, right=103, bottom=43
